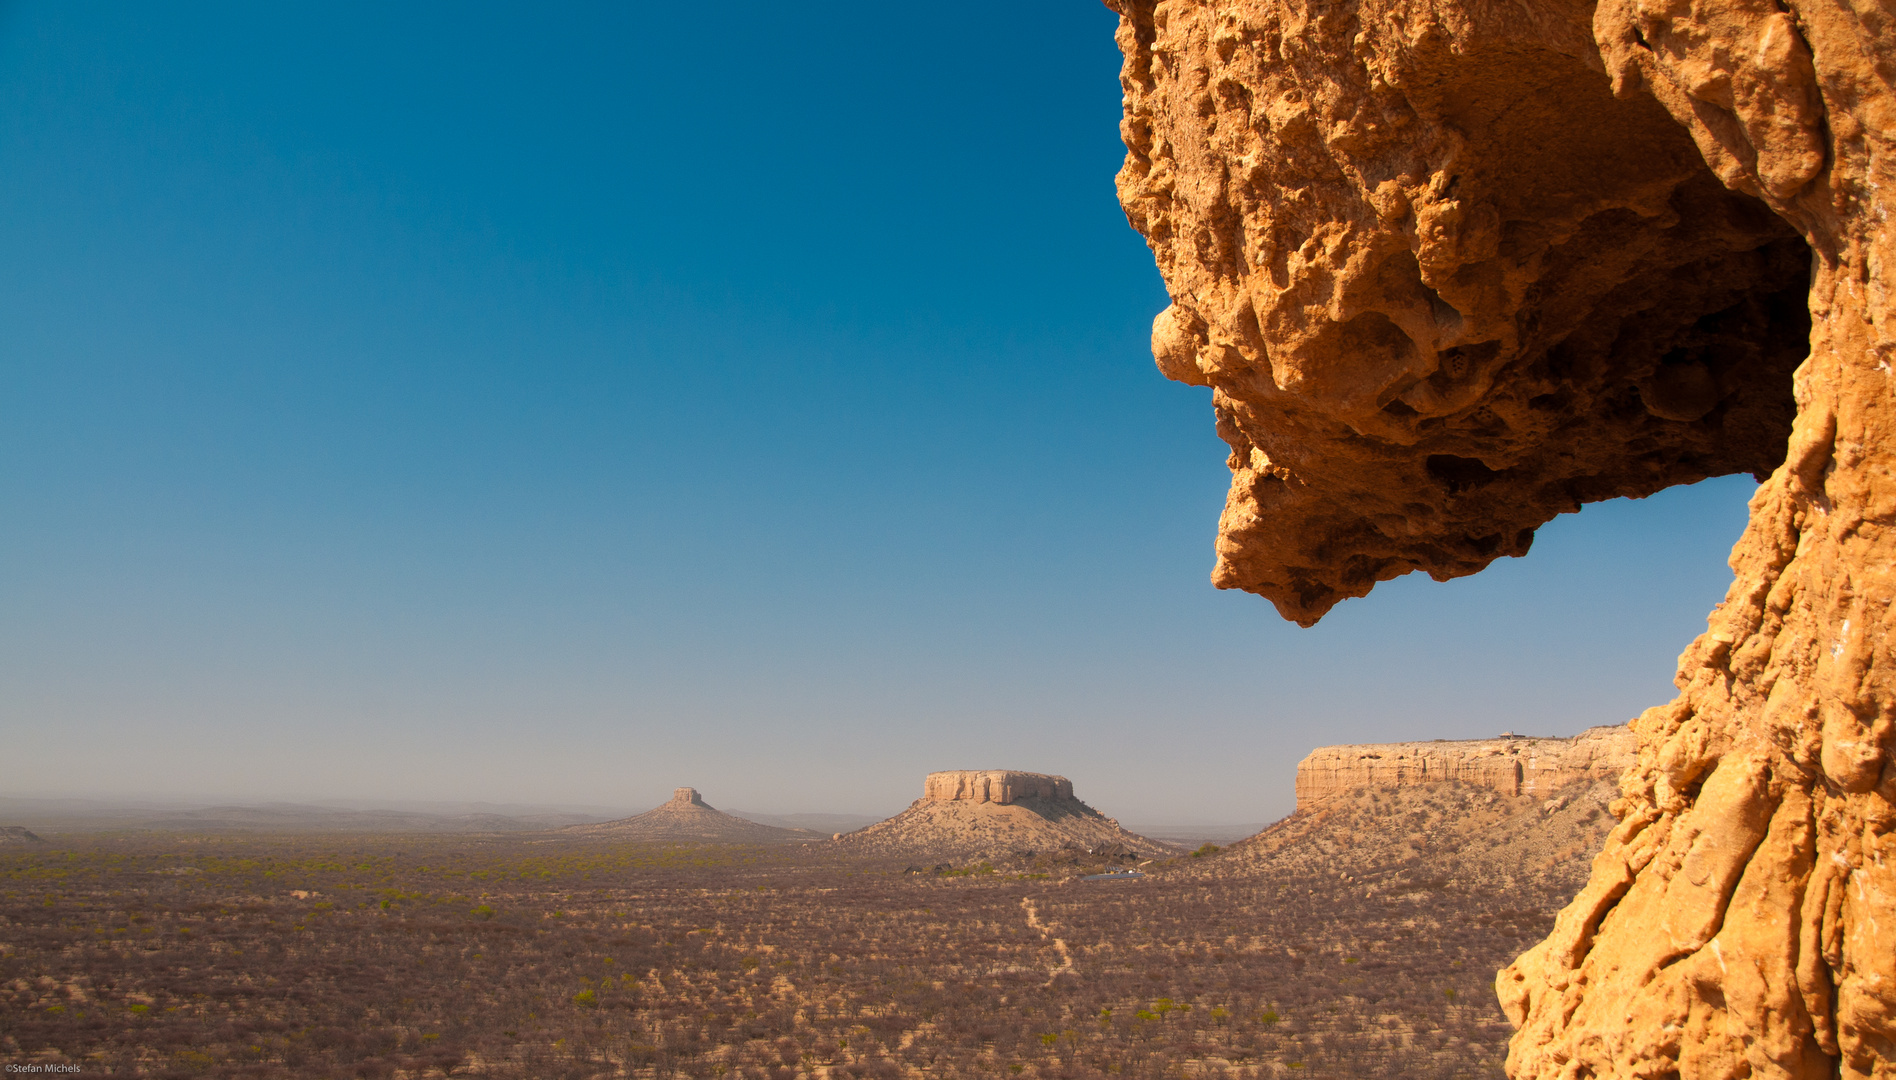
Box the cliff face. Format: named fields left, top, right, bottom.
left=1294, top=727, right=1635, bottom=809
left=922, top=770, right=1076, bottom=805
left=1103, top=0, right=1896, bottom=1076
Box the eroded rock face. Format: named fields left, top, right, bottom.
left=1295, top=726, right=1635, bottom=808
left=1109, top=0, right=1807, bottom=626
left=923, top=770, right=1077, bottom=805
left=1104, top=0, right=1895, bottom=1075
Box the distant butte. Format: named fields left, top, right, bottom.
left=834, top=770, right=1181, bottom=861
left=565, top=788, right=817, bottom=844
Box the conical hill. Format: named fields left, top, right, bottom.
left=565, top=788, right=818, bottom=844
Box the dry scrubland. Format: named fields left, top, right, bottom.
left=2, top=785, right=1610, bottom=1079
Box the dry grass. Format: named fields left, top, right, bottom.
left=0, top=787, right=1610, bottom=1079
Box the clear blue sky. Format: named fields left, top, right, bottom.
left=0, top=1, right=1755, bottom=823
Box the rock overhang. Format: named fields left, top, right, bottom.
left=1104, top=0, right=1896, bottom=1073
left=1109, top=0, right=1809, bottom=624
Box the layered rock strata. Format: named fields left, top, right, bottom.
left=834, top=771, right=1178, bottom=860
left=565, top=788, right=817, bottom=844
left=922, top=770, right=1076, bottom=805
left=1294, top=726, right=1635, bottom=809
left=1103, top=0, right=1896, bottom=1075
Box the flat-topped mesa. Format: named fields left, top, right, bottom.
left=836, top=769, right=1180, bottom=860
left=922, top=771, right=1075, bottom=806
left=1294, top=726, right=1636, bottom=811
left=665, top=787, right=710, bottom=809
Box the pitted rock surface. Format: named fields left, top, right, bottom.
left=1105, top=0, right=1896, bottom=1075
left=1295, top=726, right=1635, bottom=809
left=1109, top=0, right=1806, bottom=626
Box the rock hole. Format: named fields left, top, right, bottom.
left=1436, top=341, right=1501, bottom=382
left=1425, top=454, right=1505, bottom=494
left=1428, top=291, right=1463, bottom=330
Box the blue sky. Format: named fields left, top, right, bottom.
left=0, top=1, right=1754, bottom=823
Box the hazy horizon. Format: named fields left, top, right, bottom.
left=2, top=2, right=1755, bottom=825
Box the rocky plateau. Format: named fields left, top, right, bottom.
left=1104, top=0, right=1896, bottom=1073
left=1295, top=725, right=1636, bottom=808
left=1236, top=728, right=1632, bottom=899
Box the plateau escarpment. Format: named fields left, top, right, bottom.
left=565, top=788, right=816, bottom=844
left=1295, top=726, right=1635, bottom=809
left=1105, top=0, right=1896, bottom=1073
left=834, top=771, right=1178, bottom=860
left=1217, top=766, right=1624, bottom=903
left=1235, top=728, right=1633, bottom=888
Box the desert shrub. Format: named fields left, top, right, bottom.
left=0, top=831, right=1555, bottom=1079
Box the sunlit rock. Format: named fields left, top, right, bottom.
left=1104, top=0, right=1896, bottom=1073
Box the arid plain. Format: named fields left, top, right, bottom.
left=3, top=734, right=1627, bottom=1078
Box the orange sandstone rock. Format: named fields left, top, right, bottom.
left=1104, top=0, right=1896, bottom=1075
left=1107, top=0, right=1807, bottom=627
